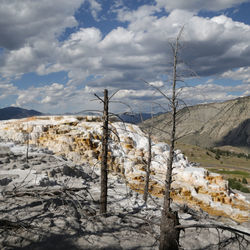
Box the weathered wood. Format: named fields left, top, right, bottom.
left=159, top=29, right=182, bottom=250
left=26, top=132, right=29, bottom=163
left=0, top=219, right=32, bottom=230
left=143, top=133, right=151, bottom=203
left=2, top=187, right=85, bottom=198
left=100, top=89, right=109, bottom=215
left=175, top=224, right=250, bottom=237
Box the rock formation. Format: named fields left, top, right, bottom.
left=0, top=115, right=249, bottom=222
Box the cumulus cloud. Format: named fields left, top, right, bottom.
left=2, top=2, right=250, bottom=85
left=116, top=3, right=158, bottom=25
left=181, top=14, right=250, bottom=76
left=61, top=10, right=250, bottom=88
left=0, top=82, right=17, bottom=100
left=178, top=82, right=250, bottom=103
left=0, top=0, right=84, bottom=79
left=148, top=81, right=164, bottom=88
left=10, top=79, right=249, bottom=114
left=0, top=0, right=83, bottom=50
left=15, top=83, right=90, bottom=113
left=0, top=1, right=250, bottom=112
left=88, top=0, right=102, bottom=20
left=222, top=67, right=250, bottom=83
left=0, top=0, right=103, bottom=79
left=156, top=0, right=250, bottom=12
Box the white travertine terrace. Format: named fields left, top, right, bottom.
left=0, top=116, right=249, bottom=222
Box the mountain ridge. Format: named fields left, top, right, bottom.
left=0, top=107, right=42, bottom=120
left=69, top=110, right=162, bottom=124
left=140, top=95, right=250, bottom=152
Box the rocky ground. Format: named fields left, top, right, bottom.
left=0, top=142, right=249, bottom=250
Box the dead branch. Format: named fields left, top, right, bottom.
left=175, top=224, right=250, bottom=237
left=94, top=93, right=104, bottom=103
left=2, top=187, right=86, bottom=198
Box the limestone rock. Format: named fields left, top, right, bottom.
left=0, top=115, right=249, bottom=222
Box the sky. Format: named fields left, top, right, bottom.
left=0, top=0, right=250, bottom=114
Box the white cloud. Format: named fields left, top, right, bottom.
left=0, top=0, right=85, bottom=79
left=10, top=78, right=249, bottom=113
left=0, top=82, right=17, bottom=100
left=116, top=4, right=158, bottom=24
left=88, top=0, right=102, bottom=20
left=222, top=67, right=250, bottom=83
left=41, top=96, right=52, bottom=104
left=100, top=27, right=135, bottom=48
left=0, top=0, right=83, bottom=50
left=178, top=83, right=250, bottom=103
left=15, top=84, right=82, bottom=112
left=1, top=1, right=250, bottom=112
left=2, top=3, right=250, bottom=85
left=116, top=89, right=160, bottom=99
left=156, top=0, right=250, bottom=12
left=148, top=81, right=164, bottom=88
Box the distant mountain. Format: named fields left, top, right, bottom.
left=140, top=96, right=250, bottom=152
left=74, top=111, right=101, bottom=116
left=70, top=110, right=162, bottom=124
left=0, top=107, right=43, bottom=120
left=118, top=112, right=158, bottom=124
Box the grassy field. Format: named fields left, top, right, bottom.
left=175, top=141, right=250, bottom=185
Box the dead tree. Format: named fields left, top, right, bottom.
left=100, top=89, right=109, bottom=215
left=95, top=89, right=109, bottom=215
left=159, top=28, right=184, bottom=250
left=25, top=132, right=29, bottom=163
left=93, top=89, right=122, bottom=215
left=143, top=132, right=152, bottom=203
left=140, top=28, right=250, bottom=250
left=140, top=111, right=156, bottom=204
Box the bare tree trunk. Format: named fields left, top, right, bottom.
left=159, top=32, right=181, bottom=250
left=143, top=133, right=151, bottom=203
left=100, top=89, right=109, bottom=215
left=26, top=132, right=29, bottom=163
left=159, top=105, right=179, bottom=249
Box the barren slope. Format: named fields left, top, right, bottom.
left=141, top=96, right=250, bottom=152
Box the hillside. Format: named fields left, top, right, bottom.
left=118, top=112, right=154, bottom=124
left=140, top=96, right=250, bottom=152
left=0, top=107, right=42, bottom=120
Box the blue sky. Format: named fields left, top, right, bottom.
left=0, top=0, right=250, bottom=114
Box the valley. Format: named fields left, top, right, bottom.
left=173, top=141, right=250, bottom=192
left=140, top=96, right=250, bottom=194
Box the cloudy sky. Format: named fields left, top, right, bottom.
left=0, top=0, right=250, bottom=114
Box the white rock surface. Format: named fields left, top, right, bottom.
left=0, top=116, right=249, bottom=223
left=0, top=143, right=249, bottom=249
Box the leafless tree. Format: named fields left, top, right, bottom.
left=158, top=28, right=184, bottom=250
left=138, top=111, right=157, bottom=204
left=94, top=89, right=109, bottom=215
left=94, top=89, right=124, bottom=216
left=147, top=27, right=250, bottom=250
left=25, top=131, right=29, bottom=163
left=143, top=132, right=152, bottom=203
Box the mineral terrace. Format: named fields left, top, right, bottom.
left=0, top=116, right=249, bottom=223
